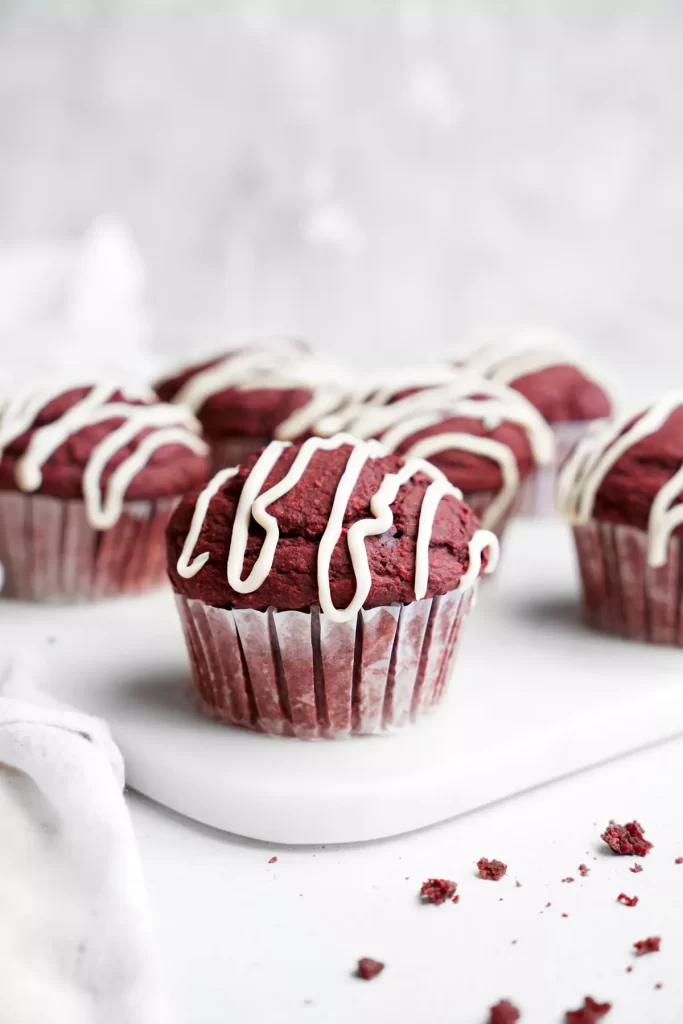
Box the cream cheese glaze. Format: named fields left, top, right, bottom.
left=176, top=433, right=499, bottom=624
left=559, top=393, right=683, bottom=567
left=0, top=382, right=208, bottom=530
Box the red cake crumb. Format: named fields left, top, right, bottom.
left=562, top=913, right=569, bottom=918
left=420, top=878, right=458, bottom=905
left=601, top=820, right=653, bottom=857
left=617, top=893, right=639, bottom=907
left=634, top=937, right=661, bottom=956
left=630, top=864, right=643, bottom=874
left=357, top=958, right=385, bottom=981
left=268, top=856, right=278, bottom=864
left=676, top=857, right=683, bottom=865
left=562, top=877, right=575, bottom=883
left=515, top=880, right=522, bottom=888
left=489, top=999, right=520, bottom=1024
left=579, top=864, right=590, bottom=877
left=564, top=996, right=612, bottom=1022
left=625, top=966, right=633, bottom=973
left=655, top=983, right=663, bottom=990
left=545, top=902, right=552, bottom=908
left=477, top=858, right=507, bottom=881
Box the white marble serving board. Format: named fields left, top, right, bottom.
left=1, top=519, right=682, bottom=845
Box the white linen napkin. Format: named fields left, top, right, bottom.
left=0, top=659, right=169, bottom=1024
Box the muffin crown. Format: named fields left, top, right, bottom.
left=315, top=371, right=554, bottom=530
left=167, top=434, right=499, bottom=621
left=559, top=392, right=683, bottom=566
left=0, top=382, right=208, bottom=528
left=156, top=337, right=352, bottom=442
left=451, top=327, right=615, bottom=423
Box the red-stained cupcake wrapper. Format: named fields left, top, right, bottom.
left=572, top=520, right=683, bottom=645
left=0, top=491, right=178, bottom=603
left=174, top=586, right=476, bottom=739
left=209, top=435, right=270, bottom=472
left=518, top=421, right=590, bottom=517
left=463, top=489, right=519, bottom=540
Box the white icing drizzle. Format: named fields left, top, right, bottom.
left=274, top=387, right=349, bottom=442
left=175, top=434, right=499, bottom=623
left=397, top=430, right=520, bottom=530
left=559, top=392, right=683, bottom=567
left=452, top=326, right=615, bottom=399
left=168, top=338, right=555, bottom=508
left=306, top=375, right=553, bottom=530
left=170, top=338, right=309, bottom=413
left=168, top=338, right=357, bottom=442
left=0, top=382, right=208, bottom=530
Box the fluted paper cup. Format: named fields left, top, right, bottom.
left=174, top=586, right=476, bottom=739
left=518, top=421, right=588, bottom=517
left=208, top=435, right=270, bottom=473
left=572, top=520, right=683, bottom=645
left=0, top=491, right=178, bottom=603
left=463, top=489, right=520, bottom=541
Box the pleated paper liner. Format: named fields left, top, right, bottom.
left=518, top=420, right=589, bottom=517
left=0, top=491, right=178, bottom=603
left=464, top=488, right=521, bottom=541
left=174, top=585, right=476, bottom=739
left=573, top=520, right=683, bottom=646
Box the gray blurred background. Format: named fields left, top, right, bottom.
left=1, top=4, right=682, bottom=393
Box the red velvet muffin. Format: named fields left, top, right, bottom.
left=559, top=393, right=683, bottom=644
left=316, top=370, right=555, bottom=537
left=166, top=434, right=499, bottom=738
left=453, top=328, right=616, bottom=514
left=0, top=382, right=209, bottom=602
left=155, top=337, right=348, bottom=470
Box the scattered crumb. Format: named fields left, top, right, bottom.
left=515, top=880, right=522, bottom=888
left=562, top=913, right=569, bottom=918
left=562, top=877, right=575, bottom=884
left=564, top=996, right=612, bottom=1022
left=545, top=902, right=552, bottom=908
left=499, top=897, right=504, bottom=902
left=579, top=864, right=590, bottom=877
left=304, top=999, right=312, bottom=1006
left=617, top=893, right=639, bottom=907
left=268, top=856, right=278, bottom=864
left=489, top=999, right=520, bottom=1023
left=420, top=878, right=458, bottom=905
left=46, top=636, right=57, bottom=644
left=357, top=958, right=385, bottom=981
left=626, top=966, right=633, bottom=973
left=634, top=937, right=661, bottom=956
left=511, top=939, right=518, bottom=945
left=601, top=820, right=653, bottom=857
left=477, top=858, right=507, bottom=881
left=676, top=857, right=683, bottom=865
left=630, top=864, right=644, bottom=874
left=655, top=983, right=663, bottom=990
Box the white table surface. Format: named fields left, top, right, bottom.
left=131, top=732, right=683, bottom=1024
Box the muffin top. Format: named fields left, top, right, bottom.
left=0, top=382, right=209, bottom=529
left=155, top=337, right=349, bottom=441
left=559, top=393, right=683, bottom=565
left=312, top=370, right=555, bottom=530
left=452, top=328, right=614, bottom=423
left=166, top=434, right=499, bottom=620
